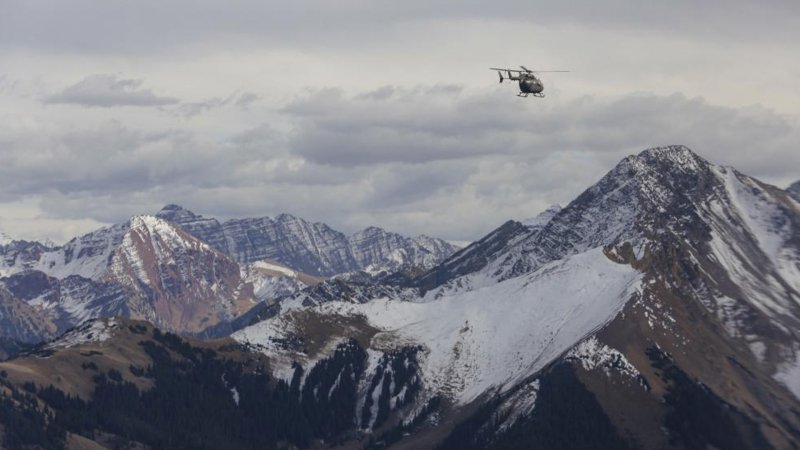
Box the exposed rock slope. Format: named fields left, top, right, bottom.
left=156, top=205, right=459, bottom=276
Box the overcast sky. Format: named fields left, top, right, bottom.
left=1, top=0, right=799, bottom=243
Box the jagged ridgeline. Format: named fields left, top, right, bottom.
left=0, top=206, right=460, bottom=355
left=2, top=146, right=800, bottom=449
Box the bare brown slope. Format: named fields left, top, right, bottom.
left=0, top=318, right=264, bottom=400
left=583, top=240, right=800, bottom=450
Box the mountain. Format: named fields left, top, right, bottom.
left=230, top=145, right=800, bottom=448
left=789, top=180, right=800, bottom=202
left=156, top=205, right=460, bottom=276
left=0, top=215, right=254, bottom=340
left=0, top=239, right=52, bottom=278
left=1, top=145, right=799, bottom=449
left=412, top=203, right=564, bottom=291
left=0, top=285, right=58, bottom=358
left=0, top=206, right=456, bottom=348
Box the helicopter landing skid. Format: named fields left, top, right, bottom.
left=517, top=92, right=545, bottom=98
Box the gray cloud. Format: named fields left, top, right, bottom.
left=282, top=87, right=800, bottom=181
left=172, top=92, right=260, bottom=118
left=2, top=1, right=798, bottom=55
left=283, top=86, right=530, bottom=165
left=44, top=74, right=177, bottom=107
left=3, top=86, right=799, bottom=242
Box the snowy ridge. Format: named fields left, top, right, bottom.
left=235, top=247, right=642, bottom=404
left=158, top=205, right=459, bottom=277
left=520, top=204, right=561, bottom=229
left=34, top=222, right=128, bottom=281
left=44, top=317, right=119, bottom=350
left=0, top=231, right=12, bottom=246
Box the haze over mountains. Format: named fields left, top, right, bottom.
left=1, top=146, right=799, bottom=449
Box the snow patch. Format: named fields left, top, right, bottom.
left=46, top=318, right=118, bottom=349
left=230, top=386, right=240, bottom=406
left=497, top=379, right=539, bottom=431
left=236, top=247, right=641, bottom=405
left=251, top=260, right=298, bottom=278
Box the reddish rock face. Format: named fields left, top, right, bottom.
left=105, top=215, right=254, bottom=333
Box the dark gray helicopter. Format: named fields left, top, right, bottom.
left=490, top=66, right=568, bottom=97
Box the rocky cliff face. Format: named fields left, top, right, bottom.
left=103, top=215, right=254, bottom=333
left=155, top=203, right=231, bottom=254
left=156, top=206, right=460, bottom=276
left=0, top=285, right=58, bottom=357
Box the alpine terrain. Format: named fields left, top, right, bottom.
left=0, top=209, right=458, bottom=356
left=1, top=145, right=799, bottom=450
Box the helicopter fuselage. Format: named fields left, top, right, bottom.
left=519, top=75, right=543, bottom=94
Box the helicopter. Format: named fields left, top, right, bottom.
left=490, top=66, right=568, bottom=97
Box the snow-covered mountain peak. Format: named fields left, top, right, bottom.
left=127, top=214, right=213, bottom=253
left=155, top=203, right=203, bottom=222
left=273, top=212, right=308, bottom=226
left=157, top=203, right=186, bottom=213
left=435, top=145, right=771, bottom=288
left=631, top=144, right=708, bottom=170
